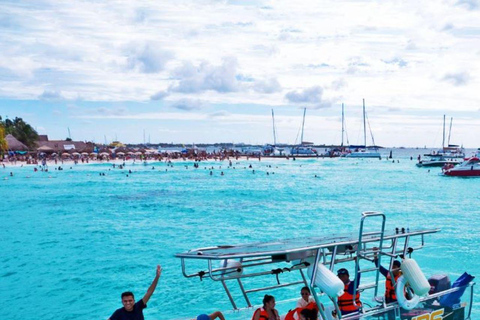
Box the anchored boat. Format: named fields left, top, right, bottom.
left=176, top=212, right=474, bottom=320
left=418, top=116, right=465, bottom=168
left=345, top=100, right=381, bottom=159
left=443, top=157, right=480, bottom=177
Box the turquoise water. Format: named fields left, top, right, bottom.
left=1, top=150, right=479, bottom=320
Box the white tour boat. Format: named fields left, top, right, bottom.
left=176, top=212, right=474, bottom=320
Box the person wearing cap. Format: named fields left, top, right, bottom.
left=196, top=311, right=226, bottom=320
left=337, top=266, right=362, bottom=315
left=108, top=265, right=162, bottom=320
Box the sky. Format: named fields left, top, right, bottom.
left=0, top=0, right=479, bottom=147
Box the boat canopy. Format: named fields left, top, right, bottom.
left=176, top=228, right=439, bottom=261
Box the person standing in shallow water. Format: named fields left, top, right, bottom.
left=108, top=265, right=162, bottom=320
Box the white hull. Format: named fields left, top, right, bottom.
left=346, top=151, right=381, bottom=158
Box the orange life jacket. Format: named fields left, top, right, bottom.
left=284, top=308, right=299, bottom=320
left=338, top=283, right=361, bottom=313
left=252, top=307, right=269, bottom=320
left=385, top=272, right=404, bottom=302
left=305, top=302, right=318, bottom=311
left=284, top=302, right=319, bottom=320
left=385, top=273, right=398, bottom=301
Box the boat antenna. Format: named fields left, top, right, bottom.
left=363, top=99, right=367, bottom=147
left=271, top=109, right=277, bottom=146
left=301, top=108, right=306, bottom=145
left=448, top=117, right=453, bottom=146
left=442, top=114, right=446, bottom=149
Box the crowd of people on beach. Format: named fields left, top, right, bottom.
left=1, top=155, right=285, bottom=180
left=1, top=153, right=419, bottom=183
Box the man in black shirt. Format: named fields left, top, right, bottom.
left=108, top=265, right=162, bottom=320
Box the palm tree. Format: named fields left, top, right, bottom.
left=1, top=117, right=39, bottom=149
left=0, top=123, right=8, bottom=155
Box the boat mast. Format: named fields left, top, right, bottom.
left=300, top=108, right=306, bottom=145
left=442, top=114, right=446, bottom=149
left=363, top=99, right=367, bottom=147
left=448, top=117, right=453, bottom=146
left=341, top=103, right=345, bottom=147
left=271, top=109, right=277, bottom=146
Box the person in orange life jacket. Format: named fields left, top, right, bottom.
left=299, top=308, right=318, bottom=320
left=252, top=295, right=280, bottom=320
left=373, top=251, right=402, bottom=303
left=196, top=311, right=226, bottom=320
left=337, top=267, right=362, bottom=315
left=285, top=287, right=319, bottom=320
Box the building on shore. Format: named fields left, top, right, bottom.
left=35, top=135, right=94, bottom=154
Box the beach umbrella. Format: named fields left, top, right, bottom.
left=37, top=145, right=54, bottom=153
left=116, top=152, right=125, bottom=156
left=81, top=152, right=89, bottom=156
left=72, top=152, right=80, bottom=156
left=127, top=152, right=134, bottom=155
left=134, top=151, right=143, bottom=155
left=62, top=152, right=71, bottom=157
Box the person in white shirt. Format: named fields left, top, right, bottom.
left=296, top=287, right=315, bottom=308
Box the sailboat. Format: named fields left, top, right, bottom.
left=328, top=103, right=350, bottom=157
left=263, top=110, right=285, bottom=156
left=345, top=99, right=381, bottom=159
left=416, top=115, right=465, bottom=167
left=290, top=108, right=317, bottom=156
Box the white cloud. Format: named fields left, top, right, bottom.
left=38, top=90, right=64, bottom=101
left=150, top=90, right=170, bottom=101
left=96, top=107, right=128, bottom=116
left=171, top=57, right=240, bottom=93
left=208, top=110, right=231, bottom=118
left=285, top=86, right=324, bottom=104
left=330, top=79, right=347, bottom=90
left=171, top=99, right=204, bottom=111
left=1, top=0, right=480, bottom=146
left=456, top=0, right=479, bottom=10
left=442, top=72, right=471, bottom=86
left=125, top=43, right=173, bottom=73
left=252, top=78, right=282, bottom=93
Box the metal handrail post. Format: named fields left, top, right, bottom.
left=236, top=278, right=252, bottom=307
left=221, top=279, right=237, bottom=310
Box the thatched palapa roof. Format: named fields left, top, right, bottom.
left=6, top=134, right=29, bottom=151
